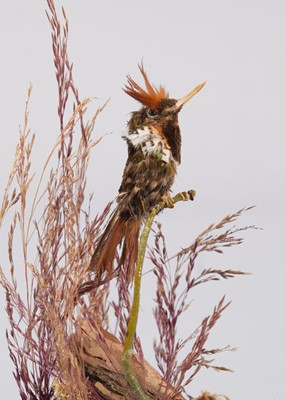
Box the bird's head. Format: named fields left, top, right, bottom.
left=123, top=64, right=205, bottom=163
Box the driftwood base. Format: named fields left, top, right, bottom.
left=79, top=320, right=184, bottom=399
left=53, top=320, right=227, bottom=400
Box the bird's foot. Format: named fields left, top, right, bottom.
left=161, top=195, right=175, bottom=208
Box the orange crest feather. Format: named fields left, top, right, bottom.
left=123, top=64, right=169, bottom=108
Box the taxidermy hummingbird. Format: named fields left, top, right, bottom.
left=90, top=64, right=205, bottom=283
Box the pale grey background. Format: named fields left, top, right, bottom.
left=1, top=1, right=285, bottom=399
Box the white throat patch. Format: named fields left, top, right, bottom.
left=123, top=126, right=176, bottom=165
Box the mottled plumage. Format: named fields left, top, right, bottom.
left=89, top=65, right=205, bottom=283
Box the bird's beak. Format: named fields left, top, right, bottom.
left=176, top=81, right=207, bottom=109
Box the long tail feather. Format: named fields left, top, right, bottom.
left=89, top=211, right=140, bottom=284
left=120, top=218, right=141, bottom=283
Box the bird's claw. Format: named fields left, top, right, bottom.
left=161, top=195, right=175, bottom=208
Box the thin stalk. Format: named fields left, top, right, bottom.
left=123, top=190, right=196, bottom=399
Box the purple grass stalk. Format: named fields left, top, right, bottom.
left=151, top=213, right=253, bottom=398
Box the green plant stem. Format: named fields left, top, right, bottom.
left=123, top=189, right=196, bottom=399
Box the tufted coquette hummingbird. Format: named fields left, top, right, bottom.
left=90, top=64, right=205, bottom=283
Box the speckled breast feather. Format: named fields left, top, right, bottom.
left=123, top=126, right=177, bottom=165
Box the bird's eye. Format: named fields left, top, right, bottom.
left=147, top=108, right=157, bottom=117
